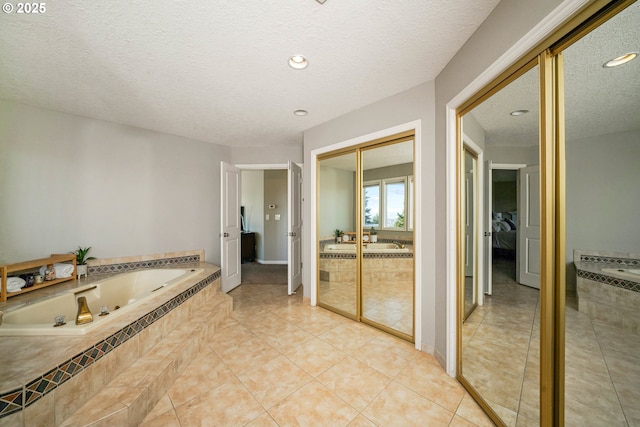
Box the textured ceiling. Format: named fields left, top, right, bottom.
left=468, top=1, right=640, bottom=147
left=0, top=0, right=500, bottom=148
left=320, top=140, right=414, bottom=171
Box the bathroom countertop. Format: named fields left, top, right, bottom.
left=0, top=262, right=220, bottom=395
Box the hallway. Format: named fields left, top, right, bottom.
left=141, top=284, right=494, bottom=426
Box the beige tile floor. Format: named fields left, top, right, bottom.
left=463, top=257, right=640, bottom=426
left=142, top=284, right=495, bottom=426
left=318, top=277, right=414, bottom=336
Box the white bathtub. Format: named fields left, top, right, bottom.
left=0, top=268, right=203, bottom=336
left=323, top=243, right=410, bottom=253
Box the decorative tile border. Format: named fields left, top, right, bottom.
left=319, top=252, right=413, bottom=259
left=364, top=252, right=413, bottom=259
left=320, top=238, right=414, bottom=246
left=320, top=253, right=356, bottom=259
left=0, top=269, right=220, bottom=419
left=88, top=254, right=201, bottom=275
left=377, top=238, right=413, bottom=245
left=577, top=270, right=640, bottom=293
left=579, top=255, right=639, bottom=266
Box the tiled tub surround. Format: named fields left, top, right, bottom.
left=574, top=250, right=640, bottom=334
left=0, top=262, right=230, bottom=426
left=319, top=248, right=414, bottom=291
left=86, top=249, right=204, bottom=276
left=319, top=247, right=414, bottom=334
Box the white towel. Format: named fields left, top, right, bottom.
left=39, top=263, right=75, bottom=279
left=6, top=277, right=26, bottom=292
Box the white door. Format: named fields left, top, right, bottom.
left=220, top=162, right=241, bottom=293
left=287, top=161, right=303, bottom=295
left=518, top=165, right=540, bottom=289
left=484, top=161, right=493, bottom=295
left=464, top=169, right=475, bottom=277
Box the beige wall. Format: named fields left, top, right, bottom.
left=462, top=113, right=486, bottom=150
left=318, top=165, right=355, bottom=239
left=0, top=100, right=230, bottom=265
left=485, top=145, right=539, bottom=165
left=263, top=170, right=287, bottom=262
left=565, top=129, right=640, bottom=290
left=241, top=170, right=265, bottom=260
left=231, top=143, right=302, bottom=165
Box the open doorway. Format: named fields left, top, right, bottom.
left=240, top=169, right=289, bottom=288
left=490, top=168, right=518, bottom=283
left=484, top=162, right=527, bottom=295
left=220, top=162, right=302, bottom=295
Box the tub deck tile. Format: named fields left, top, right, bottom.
left=0, top=264, right=223, bottom=424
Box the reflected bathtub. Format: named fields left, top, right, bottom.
left=0, top=268, right=203, bottom=336
left=601, top=268, right=640, bottom=281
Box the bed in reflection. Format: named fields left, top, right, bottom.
left=492, top=212, right=517, bottom=258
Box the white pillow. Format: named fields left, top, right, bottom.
left=492, top=220, right=511, bottom=231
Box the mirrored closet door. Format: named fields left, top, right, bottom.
left=317, top=151, right=358, bottom=318
left=361, top=139, right=414, bottom=339
left=317, top=133, right=415, bottom=341
left=458, top=62, right=541, bottom=426
left=457, top=0, right=638, bottom=425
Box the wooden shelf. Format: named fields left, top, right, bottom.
left=341, top=231, right=370, bottom=243
left=1, top=254, right=77, bottom=302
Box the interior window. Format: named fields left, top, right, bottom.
left=363, top=181, right=380, bottom=228
left=382, top=177, right=407, bottom=230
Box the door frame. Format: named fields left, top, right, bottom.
left=462, top=134, right=484, bottom=307
left=309, top=120, right=422, bottom=352
left=234, top=163, right=302, bottom=293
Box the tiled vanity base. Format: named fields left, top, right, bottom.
left=574, top=250, right=640, bottom=335
left=0, top=264, right=232, bottom=427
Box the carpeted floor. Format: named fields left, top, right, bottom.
left=241, top=262, right=287, bottom=285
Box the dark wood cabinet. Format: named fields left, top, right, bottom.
left=241, top=232, right=256, bottom=263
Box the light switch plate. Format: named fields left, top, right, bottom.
left=275, top=214, right=281, bottom=220
left=265, top=214, right=269, bottom=220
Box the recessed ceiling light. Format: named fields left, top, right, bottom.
left=293, top=110, right=308, bottom=116
left=603, top=52, right=638, bottom=68
left=288, top=55, right=308, bottom=70
left=510, top=109, right=529, bottom=116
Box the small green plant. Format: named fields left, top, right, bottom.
left=71, top=246, right=96, bottom=265
left=369, top=227, right=377, bottom=235
left=334, top=229, right=343, bottom=238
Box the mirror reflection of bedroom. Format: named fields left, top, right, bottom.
left=491, top=170, right=518, bottom=283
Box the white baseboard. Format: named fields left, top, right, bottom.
left=256, top=259, right=287, bottom=265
